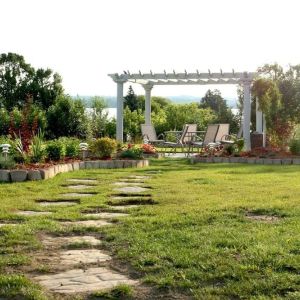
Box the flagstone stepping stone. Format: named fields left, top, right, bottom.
left=16, top=211, right=52, bottom=217
left=61, top=193, right=95, bottom=197
left=0, top=223, right=18, bottom=227
left=62, top=220, right=111, bottom=227
left=245, top=213, right=280, bottom=222
left=83, top=212, right=129, bottom=219
left=110, top=195, right=151, bottom=200
left=127, top=175, right=151, bottom=179
left=43, top=235, right=102, bottom=247
left=34, top=267, right=138, bottom=293
left=109, top=205, right=140, bottom=210
left=67, top=179, right=98, bottom=184
left=59, top=249, right=111, bottom=265
left=66, top=185, right=93, bottom=190
left=38, top=200, right=79, bottom=206
left=113, top=182, right=144, bottom=186
left=113, top=186, right=150, bottom=193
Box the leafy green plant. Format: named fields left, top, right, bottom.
left=59, top=137, right=80, bottom=158
left=90, top=137, right=117, bottom=159
left=119, top=144, right=143, bottom=159
left=289, top=139, right=300, bottom=155
left=0, top=156, right=15, bottom=169
left=30, top=131, right=45, bottom=163
left=13, top=136, right=28, bottom=163
left=45, top=140, right=64, bottom=161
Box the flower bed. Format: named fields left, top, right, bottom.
left=0, top=159, right=149, bottom=182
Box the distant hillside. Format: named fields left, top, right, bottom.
left=73, top=95, right=238, bottom=108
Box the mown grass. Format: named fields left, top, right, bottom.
left=0, top=159, right=299, bottom=299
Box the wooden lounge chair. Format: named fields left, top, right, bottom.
left=141, top=124, right=165, bottom=146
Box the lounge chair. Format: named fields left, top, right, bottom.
left=189, top=124, right=220, bottom=153
left=215, top=124, right=230, bottom=143
left=141, top=124, right=165, bottom=145
left=162, top=124, right=190, bottom=155
left=220, top=125, right=243, bottom=145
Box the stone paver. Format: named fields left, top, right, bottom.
left=62, top=220, right=111, bottom=227
left=0, top=223, right=18, bottom=227
left=34, top=267, right=138, bottom=293
left=61, top=193, right=95, bottom=197
left=245, top=214, right=280, bottom=222
left=59, top=249, right=111, bottom=265
left=67, top=179, right=98, bottom=184
left=16, top=210, right=52, bottom=217
left=38, top=201, right=79, bottom=206
left=83, top=212, right=129, bottom=219
left=109, top=205, right=140, bottom=210
left=66, top=185, right=93, bottom=190
left=113, top=186, right=150, bottom=193
left=110, top=195, right=151, bottom=200
left=113, top=181, right=143, bottom=186
left=43, top=235, right=102, bottom=247
left=127, top=175, right=151, bottom=179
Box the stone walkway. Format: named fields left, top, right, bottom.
left=34, top=267, right=138, bottom=294
left=14, top=173, right=155, bottom=296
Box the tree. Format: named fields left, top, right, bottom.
left=88, top=96, right=109, bottom=138
left=252, top=63, right=300, bottom=147
left=46, top=95, right=88, bottom=138
left=0, top=52, right=63, bottom=110
left=200, top=89, right=239, bottom=133
left=124, top=86, right=138, bottom=111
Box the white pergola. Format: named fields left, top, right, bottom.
left=108, top=70, right=262, bottom=150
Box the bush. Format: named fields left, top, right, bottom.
left=45, top=140, right=64, bottom=161
left=289, top=139, right=300, bottom=155
left=58, top=137, right=80, bottom=158
left=89, top=137, right=117, bottom=159
left=30, top=131, right=45, bottom=163
left=119, top=144, right=143, bottom=159
left=0, top=156, right=15, bottom=169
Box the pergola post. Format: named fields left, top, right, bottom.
left=242, top=78, right=251, bottom=151
left=143, top=84, right=153, bottom=125
left=255, top=97, right=263, bottom=133
left=116, top=80, right=126, bottom=142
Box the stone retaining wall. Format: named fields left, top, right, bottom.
left=0, top=160, right=149, bottom=183
left=190, top=156, right=300, bottom=165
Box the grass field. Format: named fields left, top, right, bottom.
left=0, top=159, right=299, bottom=299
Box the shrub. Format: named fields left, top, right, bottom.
left=45, top=140, right=64, bottom=161
left=0, top=156, right=15, bottom=169
left=141, top=144, right=156, bottom=154
left=58, top=137, right=80, bottom=158
left=90, top=137, right=117, bottom=159
left=30, top=131, right=45, bottom=163
left=119, top=144, right=143, bottom=159
left=289, top=139, right=300, bottom=155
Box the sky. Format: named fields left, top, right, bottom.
left=1, top=0, right=300, bottom=100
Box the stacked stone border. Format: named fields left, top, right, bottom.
left=0, top=160, right=149, bottom=183
left=190, top=156, right=300, bottom=165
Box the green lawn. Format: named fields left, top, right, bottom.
left=0, top=159, right=299, bottom=299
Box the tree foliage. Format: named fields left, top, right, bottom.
left=252, top=63, right=300, bottom=147
left=46, top=95, right=88, bottom=139
left=124, top=85, right=139, bottom=112
left=200, top=89, right=239, bottom=133
left=0, top=52, right=63, bottom=110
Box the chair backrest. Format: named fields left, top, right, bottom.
left=182, top=124, right=197, bottom=143
left=179, top=124, right=190, bottom=144
left=215, top=124, right=230, bottom=142
left=203, top=124, right=219, bottom=145
left=141, top=124, right=157, bottom=142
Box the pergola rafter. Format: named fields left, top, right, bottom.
left=108, top=70, right=261, bottom=151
